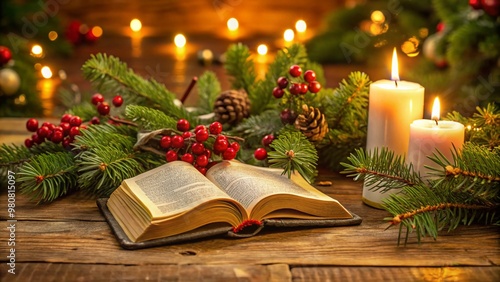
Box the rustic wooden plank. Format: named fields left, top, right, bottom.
left=291, top=266, right=500, bottom=282
left=0, top=263, right=289, bottom=282
left=0, top=219, right=497, bottom=267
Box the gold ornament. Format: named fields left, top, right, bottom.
left=0, top=68, right=21, bottom=96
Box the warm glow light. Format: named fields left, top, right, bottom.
left=41, top=66, right=52, bottom=79
left=391, top=47, right=399, bottom=81
left=295, top=20, right=307, bottom=33
left=48, top=31, right=58, bottom=41
left=257, top=44, right=268, bottom=55
left=130, top=19, right=142, bottom=32
left=91, top=26, right=103, bottom=38
left=174, top=34, right=187, bottom=48
left=31, top=45, right=43, bottom=58
left=284, top=29, right=294, bottom=42
left=227, top=18, right=239, bottom=31
left=371, top=10, right=385, bottom=23
left=432, top=97, right=440, bottom=122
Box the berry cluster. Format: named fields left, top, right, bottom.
left=161, top=120, right=240, bottom=175
left=272, top=65, right=322, bottom=99
left=252, top=134, right=274, bottom=161
left=91, top=93, right=124, bottom=117
left=24, top=114, right=87, bottom=149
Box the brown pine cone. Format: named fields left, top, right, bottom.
left=294, top=104, right=329, bottom=142
left=214, top=89, right=251, bottom=125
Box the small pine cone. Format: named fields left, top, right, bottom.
left=294, top=104, right=329, bottom=142
left=214, top=89, right=251, bottom=125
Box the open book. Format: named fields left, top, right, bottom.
left=103, top=160, right=361, bottom=248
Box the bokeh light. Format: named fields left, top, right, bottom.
left=257, top=44, right=268, bottom=55
left=284, top=29, right=294, bottom=42
left=130, top=19, right=142, bottom=32
left=295, top=20, right=307, bottom=33
left=227, top=18, right=239, bottom=31
left=174, top=34, right=187, bottom=48
left=41, top=66, right=53, bottom=79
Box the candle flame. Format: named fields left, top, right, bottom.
left=174, top=34, right=186, bottom=48
left=391, top=47, right=399, bottom=81
left=130, top=19, right=142, bottom=32
left=431, top=97, right=440, bottom=124
left=227, top=18, right=239, bottom=31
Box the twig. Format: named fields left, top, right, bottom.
left=180, top=77, right=198, bottom=104
left=108, top=116, right=138, bottom=127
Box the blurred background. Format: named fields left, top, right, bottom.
left=0, top=0, right=498, bottom=118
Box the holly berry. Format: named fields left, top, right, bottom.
left=166, top=150, right=178, bottom=162
left=209, top=121, right=223, bottom=135
left=0, top=46, right=12, bottom=66
left=181, top=153, right=194, bottom=164
left=112, top=95, right=124, bottom=107
left=191, top=142, right=205, bottom=155
left=37, top=126, right=51, bottom=138
left=299, top=83, right=308, bottom=95
left=91, top=93, right=104, bottom=105
left=26, top=118, right=39, bottom=132
left=289, top=65, right=302, bottom=77
left=182, top=131, right=192, bottom=139
left=436, top=22, right=445, bottom=33
left=280, top=108, right=296, bottom=125
left=277, top=76, right=289, bottom=89
left=272, top=87, right=284, bottom=99
left=61, top=113, right=73, bottom=123
left=97, top=102, right=110, bottom=115
left=304, top=70, right=316, bottom=83
left=24, top=138, right=33, bottom=148
left=230, top=142, right=240, bottom=152
left=214, top=138, right=229, bottom=152
left=90, top=116, right=100, bottom=125
left=289, top=83, right=301, bottom=95
left=254, top=148, right=267, bottom=160
left=160, top=136, right=172, bottom=149
left=69, top=126, right=80, bottom=137
left=470, top=0, right=482, bottom=9
left=62, top=137, right=72, bottom=149
left=308, top=81, right=322, bottom=93
left=223, top=147, right=237, bottom=160
left=196, top=155, right=209, bottom=167
left=177, top=119, right=190, bottom=132
left=171, top=135, right=185, bottom=148
left=194, top=125, right=206, bottom=133
left=481, top=0, right=500, bottom=16
left=32, top=134, right=44, bottom=144
left=195, top=129, right=209, bottom=142
left=60, top=122, right=71, bottom=135
left=69, top=116, right=82, bottom=127
left=51, top=130, right=64, bottom=144
left=262, top=134, right=275, bottom=147
left=196, top=166, right=207, bottom=175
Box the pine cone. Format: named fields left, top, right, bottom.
left=214, top=89, right=251, bottom=125
left=294, top=104, right=329, bottom=142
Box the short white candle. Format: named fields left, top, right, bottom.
left=407, top=97, right=464, bottom=176
left=363, top=48, right=424, bottom=209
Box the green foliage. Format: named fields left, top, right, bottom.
left=17, top=152, right=78, bottom=203
left=230, top=110, right=283, bottom=148
left=268, top=130, right=318, bottom=183
left=125, top=105, right=178, bottom=131
left=196, top=71, right=221, bottom=114
left=224, top=43, right=256, bottom=94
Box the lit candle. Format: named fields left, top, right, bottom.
left=283, top=29, right=294, bottom=46
left=363, top=48, right=425, bottom=209
left=407, top=97, right=464, bottom=175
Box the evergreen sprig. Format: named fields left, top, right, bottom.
left=196, top=71, right=221, bottom=115
left=230, top=110, right=283, bottom=148
left=125, top=105, right=177, bottom=131
left=17, top=152, right=78, bottom=203
left=224, top=43, right=256, bottom=95
left=268, top=130, right=318, bottom=183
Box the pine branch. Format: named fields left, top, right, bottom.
left=224, top=43, right=256, bottom=94
left=16, top=152, right=78, bottom=203
left=81, top=53, right=196, bottom=124
left=268, top=130, right=318, bottom=183
left=0, top=144, right=32, bottom=167
left=125, top=105, right=177, bottom=131
left=196, top=71, right=221, bottom=114
left=229, top=110, right=283, bottom=148
left=72, top=124, right=137, bottom=153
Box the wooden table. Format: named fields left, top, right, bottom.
left=1, top=120, right=499, bottom=281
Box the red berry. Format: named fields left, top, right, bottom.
left=32, top=134, right=44, bottom=144
left=91, top=93, right=104, bottom=105
left=214, top=138, right=229, bottom=152
left=62, top=137, right=72, bottom=148
left=177, top=119, right=190, bottom=132
left=272, top=87, right=284, bottom=99
left=230, top=142, right=240, bottom=152
left=308, top=81, right=322, bottom=93
left=304, top=70, right=316, bottom=82
left=280, top=109, right=297, bottom=125
left=37, top=126, right=51, bottom=138
left=223, top=147, right=236, bottom=160
left=26, top=118, right=39, bottom=132
left=277, top=76, right=289, bottom=89
left=51, top=130, right=64, bottom=143
left=97, top=102, right=110, bottom=115
left=59, top=123, right=71, bottom=136
left=299, top=83, right=308, bottom=95
left=191, top=142, right=205, bottom=155
left=90, top=116, right=100, bottom=125
left=0, top=46, right=12, bottom=65
left=112, top=95, right=124, bottom=107
left=69, top=126, right=80, bottom=137
left=160, top=136, right=172, bottom=149
left=289, top=65, right=302, bottom=77
left=436, top=22, right=445, bottom=33
left=195, top=129, right=209, bottom=142
left=204, top=149, right=212, bottom=158
left=469, top=0, right=482, bottom=9
left=209, top=121, right=223, bottom=135
left=24, top=138, right=33, bottom=148
left=171, top=135, right=185, bottom=148
left=60, top=114, right=73, bottom=123
left=181, top=153, right=194, bottom=164
left=166, top=150, right=178, bottom=162
left=196, top=166, right=207, bottom=175
left=254, top=148, right=267, bottom=160
left=194, top=125, right=206, bottom=133
left=289, top=83, right=301, bottom=95
left=69, top=116, right=82, bottom=127
left=262, top=134, right=275, bottom=147
left=481, top=0, right=500, bottom=16
left=196, top=154, right=209, bottom=167
left=182, top=131, right=192, bottom=139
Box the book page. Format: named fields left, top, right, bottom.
left=206, top=161, right=337, bottom=212
left=122, top=161, right=235, bottom=219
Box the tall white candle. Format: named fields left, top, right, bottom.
left=407, top=97, right=465, bottom=176
left=363, top=48, right=425, bottom=209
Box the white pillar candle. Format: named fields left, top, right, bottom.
left=407, top=97, right=464, bottom=176
left=363, top=48, right=424, bottom=209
